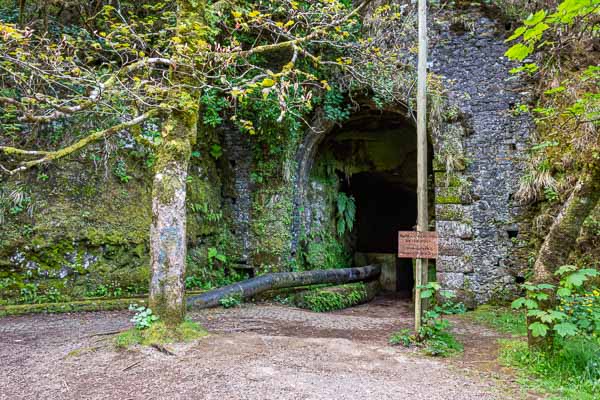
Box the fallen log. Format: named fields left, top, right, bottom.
left=186, top=265, right=381, bottom=309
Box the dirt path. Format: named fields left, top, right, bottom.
left=0, top=297, right=534, bottom=400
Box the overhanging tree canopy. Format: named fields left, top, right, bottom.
left=0, top=0, right=408, bottom=326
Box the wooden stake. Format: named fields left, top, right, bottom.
left=415, top=0, right=429, bottom=335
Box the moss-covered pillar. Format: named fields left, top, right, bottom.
left=149, top=110, right=197, bottom=326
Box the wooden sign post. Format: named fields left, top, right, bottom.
left=398, top=232, right=438, bottom=260
left=414, top=0, right=429, bottom=334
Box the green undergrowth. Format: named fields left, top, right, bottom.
left=389, top=283, right=465, bottom=357
left=116, top=320, right=207, bottom=348
left=464, top=304, right=527, bottom=336
left=291, top=282, right=370, bottom=312
left=499, top=338, right=600, bottom=400
left=0, top=297, right=147, bottom=317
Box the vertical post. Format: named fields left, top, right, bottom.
left=415, top=0, right=429, bottom=335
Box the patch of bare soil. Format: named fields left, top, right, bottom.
left=0, top=296, right=535, bottom=400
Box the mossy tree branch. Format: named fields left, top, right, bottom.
left=0, top=109, right=158, bottom=175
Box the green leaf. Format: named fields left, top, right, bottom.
left=421, top=289, right=434, bottom=299
left=337, top=218, right=345, bottom=236
left=524, top=299, right=539, bottom=309
left=536, top=283, right=555, bottom=290
left=506, top=25, right=527, bottom=42
left=210, top=144, right=223, bottom=159
left=337, top=193, right=347, bottom=215
left=555, top=265, right=577, bottom=276
left=523, top=22, right=549, bottom=41
left=532, top=292, right=549, bottom=301
left=566, top=271, right=589, bottom=287
left=208, top=247, right=218, bottom=259
left=527, top=309, right=546, bottom=318
left=548, top=310, right=568, bottom=321
left=511, top=297, right=526, bottom=309
left=556, top=287, right=571, bottom=297
left=524, top=10, right=547, bottom=26
left=261, top=78, right=276, bottom=87
left=529, top=322, right=549, bottom=337
left=505, top=43, right=532, bottom=61
left=554, top=322, right=577, bottom=337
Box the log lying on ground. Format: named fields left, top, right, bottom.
left=186, top=265, right=381, bottom=309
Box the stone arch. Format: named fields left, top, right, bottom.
left=291, top=102, right=440, bottom=295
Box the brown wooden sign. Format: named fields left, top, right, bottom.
left=398, top=231, right=438, bottom=259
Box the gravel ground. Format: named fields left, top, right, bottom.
left=0, top=297, right=534, bottom=400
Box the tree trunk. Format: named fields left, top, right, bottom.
left=532, top=166, right=600, bottom=282
left=147, top=0, right=205, bottom=327
left=149, top=110, right=197, bottom=327
left=187, top=265, right=381, bottom=309
left=528, top=165, right=600, bottom=347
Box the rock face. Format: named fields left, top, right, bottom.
left=0, top=6, right=531, bottom=306
left=430, top=12, right=531, bottom=304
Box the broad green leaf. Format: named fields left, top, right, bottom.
left=536, top=283, right=555, bottom=290
left=524, top=299, right=539, bottom=309
left=337, top=218, right=345, bottom=236
left=524, top=10, right=547, bottom=26
left=506, top=26, right=527, bottom=42
left=557, top=287, right=571, bottom=297
left=505, top=43, right=532, bottom=61
left=523, top=22, right=549, bottom=42
left=421, top=289, right=434, bottom=299
left=527, top=309, right=545, bottom=318
left=540, top=312, right=557, bottom=323
left=554, top=322, right=577, bottom=337
left=512, top=297, right=526, bottom=309
left=337, top=193, right=347, bottom=215
left=555, top=265, right=577, bottom=276
left=346, top=197, right=356, bottom=219
left=565, top=272, right=585, bottom=287
left=548, top=310, right=568, bottom=321
left=532, top=292, right=549, bottom=301
left=529, top=322, right=549, bottom=337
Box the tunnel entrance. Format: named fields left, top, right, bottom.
left=308, top=110, right=433, bottom=297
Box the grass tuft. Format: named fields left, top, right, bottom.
left=464, top=304, right=527, bottom=336
left=116, top=320, right=207, bottom=348
left=499, top=337, right=600, bottom=399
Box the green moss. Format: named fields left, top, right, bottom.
left=435, top=194, right=462, bottom=204
left=115, top=320, right=207, bottom=348
left=304, top=232, right=351, bottom=270
left=436, top=205, right=466, bottom=221
left=0, top=297, right=147, bottom=317
left=290, top=282, right=376, bottom=312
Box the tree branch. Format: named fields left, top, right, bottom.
left=219, top=0, right=371, bottom=57
left=0, top=109, right=159, bottom=175
left=6, top=58, right=174, bottom=124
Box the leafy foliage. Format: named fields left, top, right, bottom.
left=336, top=192, right=356, bottom=236
left=500, top=337, right=600, bottom=399
left=505, top=0, right=600, bottom=204
left=219, top=294, right=242, bottom=309
left=389, top=283, right=465, bottom=357
left=299, top=282, right=367, bottom=312
left=128, top=304, right=159, bottom=330
left=511, top=264, right=600, bottom=339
